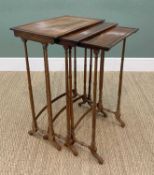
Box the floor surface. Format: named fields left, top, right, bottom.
left=0, top=72, right=154, bottom=175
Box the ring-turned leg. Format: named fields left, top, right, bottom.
left=64, top=46, right=78, bottom=156
left=115, top=39, right=126, bottom=128
left=97, top=50, right=107, bottom=117
left=42, top=44, right=61, bottom=150
left=83, top=48, right=87, bottom=100
left=73, top=46, right=78, bottom=97
left=87, top=48, right=93, bottom=102
left=79, top=48, right=88, bottom=106
left=89, top=49, right=103, bottom=164
left=22, top=39, right=38, bottom=135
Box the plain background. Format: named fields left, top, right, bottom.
left=0, top=0, right=153, bottom=57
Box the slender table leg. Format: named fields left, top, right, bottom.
left=115, top=39, right=126, bottom=128
left=83, top=48, right=87, bottom=99
left=87, top=48, right=93, bottom=101
left=79, top=48, right=88, bottom=106
left=22, top=39, right=38, bottom=135
left=64, top=46, right=71, bottom=144
left=97, top=50, right=107, bottom=117
left=42, top=43, right=61, bottom=150
left=68, top=47, right=75, bottom=141
left=90, top=49, right=103, bottom=164
left=64, top=46, right=78, bottom=156
left=73, top=46, right=78, bottom=97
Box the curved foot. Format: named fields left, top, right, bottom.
left=52, top=140, right=62, bottom=151
left=28, top=129, right=37, bottom=136
left=97, top=104, right=108, bottom=118
left=29, top=128, right=48, bottom=137
left=115, top=113, right=125, bottom=128
left=65, top=142, right=78, bottom=156
left=43, top=134, right=61, bottom=151
left=68, top=145, right=78, bottom=156
left=90, top=150, right=104, bottom=164
left=118, top=119, right=125, bottom=128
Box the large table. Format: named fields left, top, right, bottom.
left=11, top=16, right=138, bottom=164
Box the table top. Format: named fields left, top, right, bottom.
left=11, top=15, right=138, bottom=50
left=60, top=22, right=118, bottom=44
left=11, top=16, right=103, bottom=39
left=79, top=26, right=138, bottom=50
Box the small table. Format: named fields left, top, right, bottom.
left=11, top=16, right=138, bottom=164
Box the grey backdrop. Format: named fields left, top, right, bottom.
left=0, top=0, right=153, bottom=57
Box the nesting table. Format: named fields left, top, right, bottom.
left=11, top=16, right=138, bottom=164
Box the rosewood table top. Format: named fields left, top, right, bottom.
left=11, top=16, right=103, bottom=42
left=78, top=26, right=138, bottom=50
left=11, top=15, right=138, bottom=50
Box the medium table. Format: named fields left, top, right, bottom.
left=11, top=16, right=138, bottom=164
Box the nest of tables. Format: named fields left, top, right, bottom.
left=11, top=16, right=138, bottom=164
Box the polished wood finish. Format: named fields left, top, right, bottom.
left=60, top=22, right=117, bottom=43
left=83, top=48, right=87, bottom=99
left=11, top=16, right=103, bottom=42
left=90, top=49, right=104, bottom=164
left=73, top=47, right=77, bottom=96
left=80, top=26, right=138, bottom=50
left=97, top=50, right=107, bottom=117
left=11, top=15, right=138, bottom=165
left=64, top=46, right=78, bottom=156
left=88, top=49, right=93, bottom=101
left=14, top=30, right=53, bottom=44
left=64, top=46, right=71, bottom=144
left=42, top=44, right=61, bottom=150
left=22, top=39, right=38, bottom=135
left=115, top=39, right=126, bottom=128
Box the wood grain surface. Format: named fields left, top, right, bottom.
left=11, top=16, right=103, bottom=39
left=60, top=22, right=117, bottom=43
left=80, top=26, right=138, bottom=50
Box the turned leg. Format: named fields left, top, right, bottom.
left=42, top=44, right=61, bottom=150
left=22, top=39, right=38, bottom=135
left=115, top=39, right=126, bottom=128
left=64, top=46, right=71, bottom=144
left=90, top=49, right=103, bottom=164
left=68, top=47, right=75, bottom=141
left=87, top=48, right=93, bottom=102
left=73, top=46, right=78, bottom=97
left=97, top=50, right=107, bottom=117
left=79, top=48, right=88, bottom=106
left=83, top=48, right=87, bottom=100
left=64, top=46, right=78, bottom=156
